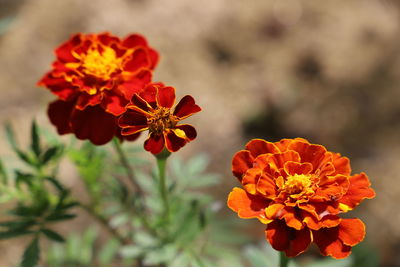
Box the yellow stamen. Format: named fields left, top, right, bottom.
left=282, top=174, right=313, bottom=197
left=148, top=108, right=178, bottom=135
left=81, top=46, right=121, bottom=79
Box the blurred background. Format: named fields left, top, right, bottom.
left=0, top=0, right=399, bottom=266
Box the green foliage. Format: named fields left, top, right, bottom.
left=21, top=237, right=40, bottom=267
left=0, top=121, right=74, bottom=266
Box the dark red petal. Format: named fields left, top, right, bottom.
left=265, top=220, right=312, bottom=257
left=118, top=132, right=141, bottom=142
left=122, top=34, right=148, bottom=48
left=129, top=94, right=153, bottom=114
left=47, top=99, right=75, bottom=135
left=144, top=133, right=165, bottom=154
left=118, top=110, right=148, bottom=128
left=101, top=90, right=129, bottom=116
left=173, top=95, right=201, bottom=119
left=313, top=227, right=352, bottom=259
left=97, top=32, right=120, bottom=46
left=165, top=130, right=187, bottom=152
left=70, top=106, right=118, bottom=145
left=157, top=86, right=176, bottom=108
left=121, top=125, right=148, bottom=136
left=55, top=34, right=81, bottom=63
left=76, top=93, right=102, bottom=110
left=124, top=48, right=150, bottom=72
left=232, top=150, right=254, bottom=181
left=175, top=124, right=197, bottom=140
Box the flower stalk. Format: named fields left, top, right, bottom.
left=280, top=252, right=289, bottom=267
left=156, top=150, right=171, bottom=222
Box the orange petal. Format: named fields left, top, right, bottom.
left=301, top=210, right=341, bottom=230
left=314, top=175, right=350, bottom=201
left=331, top=153, right=351, bottom=176
left=339, top=173, right=375, bottom=210
left=265, top=203, right=285, bottom=219
left=288, top=140, right=327, bottom=171
left=274, top=138, right=309, bottom=152
left=245, top=139, right=280, bottom=157
left=280, top=207, right=303, bottom=230
left=338, top=218, right=365, bottom=246
left=242, top=168, right=262, bottom=195
left=283, top=161, right=313, bottom=176
left=232, top=150, right=254, bottom=181
left=227, top=187, right=269, bottom=223
left=256, top=174, right=278, bottom=198
left=313, top=227, right=352, bottom=259
left=265, top=220, right=312, bottom=257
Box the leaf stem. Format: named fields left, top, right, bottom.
left=112, top=138, right=144, bottom=197
left=280, top=251, right=290, bottom=267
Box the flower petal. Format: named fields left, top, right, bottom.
left=164, top=129, right=187, bottom=152
left=232, top=150, right=254, bottom=181
left=313, top=227, right=352, bottom=259
left=339, top=173, right=375, bottom=211
left=47, top=99, right=74, bottom=135
left=175, top=124, right=197, bottom=140
left=245, top=139, right=280, bottom=158
left=101, top=90, right=128, bottom=116
left=144, top=133, right=165, bottom=154
left=55, top=34, right=81, bottom=62
left=156, top=86, right=176, bottom=108
left=118, top=70, right=152, bottom=100
left=38, top=73, right=78, bottom=101
left=118, top=110, right=147, bottom=128
left=75, top=93, right=102, bottom=110
left=288, top=140, right=328, bottom=171
left=227, top=187, right=270, bottom=223
left=122, top=34, right=148, bottom=48
left=173, top=95, right=201, bottom=119
left=338, top=218, right=365, bottom=246
left=283, top=161, right=313, bottom=176
left=124, top=48, right=150, bottom=72
left=265, top=220, right=312, bottom=257
left=331, top=153, right=351, bottom=176
left=70, top=106, right=118, bottom=145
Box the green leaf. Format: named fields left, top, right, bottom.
left=41, top=229, right=65, bottom=243
left=0, top=229, right=35, bottom=240
left=0, top=158, right=8, bottom=184
left=21, top=237, right=40, bottom=267
left=0, top=219, right=36, bottom=231
left=5, top=123, right=35, bottom=166
left=31, top=120, right=41, bottom=157
left=44, top=177, right=65, bottom=192
left=45, top=213, right=76, bottom=222
left=15, top=171, right=34, bottom=187
left=98, top=239, right=119, bottom=265
left=41, top=146, right=60, bottom=165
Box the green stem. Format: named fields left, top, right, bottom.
left=280, top=252, right=290, bottom=267
left=156, top=151, right=170, bottom=222
left=112, top=138, right=144, bottom=197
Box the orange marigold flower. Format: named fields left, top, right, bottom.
left=227, top=138, right=375, bottom=259
left=118, top=83, right=201, bottom=154
left=38, top=32, right=159, bottom=145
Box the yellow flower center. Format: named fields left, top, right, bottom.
left=81, top=46, right=121, bottom=80
left=148, top=108, right=178, bottom=135
left=282, top=174, right=313, bottom=196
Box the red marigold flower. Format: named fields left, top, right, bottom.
left=38, top=32, right=159, bottom=145
left=118, top=83, right=201, bottom=154
left=227, top=138, right=375, bottom=259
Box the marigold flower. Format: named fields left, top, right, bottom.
left=118, top=83, right=201, bottom=154
left=227, top=138, right=375, bottom=259
left=38, top=32, right=159, bottom=145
